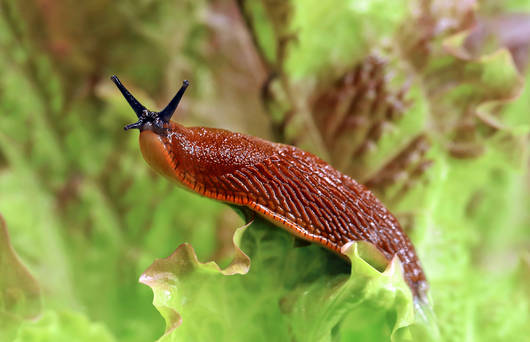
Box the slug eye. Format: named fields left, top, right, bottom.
left=158, top=79, right=190, bottom=123
left=111, top=75, right=189, bottom=131
left=110, top=75, right=147, bottom=119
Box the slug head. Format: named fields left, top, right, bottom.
left=111, top=75, right=189, bottom=133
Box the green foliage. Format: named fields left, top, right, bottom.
left=141, top=220, right=437, bottom=341
left=0, top=0, right=529, bottom=341
left=287, top=0, right=406, bottom=78
left=14, top=311, right=116, bottom=342
left=0, top=217, right=41, bottom=341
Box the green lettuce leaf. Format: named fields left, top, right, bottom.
left=14, top=310, right=116, bottom=342
left=140, top=217, right=439, bottom=341
left=0, top=215, right=41, bottom=341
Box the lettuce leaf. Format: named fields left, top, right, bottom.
left=141, top=217, right=439, bottom=341
left=14, top=311, right=116, bottom=342
left=0, top=215, right=41, bottom=341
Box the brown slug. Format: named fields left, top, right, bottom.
left=111, top=75, right=428, bottom=300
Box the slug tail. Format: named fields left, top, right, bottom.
left=412, top=295, right=440, bottom=340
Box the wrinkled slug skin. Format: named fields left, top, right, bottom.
left=139, top=121, right=428, bottom=298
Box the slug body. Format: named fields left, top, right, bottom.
left=112, top=76, right=428, bottom=300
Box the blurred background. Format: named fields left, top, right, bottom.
left=1, top=0, right=529, bottom=341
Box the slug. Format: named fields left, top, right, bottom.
left=111, top=75, right=428, bottom=300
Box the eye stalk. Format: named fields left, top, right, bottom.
left=110, top=75, right=189, bottom=131
left=158, top=79, right=190, bottom=123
